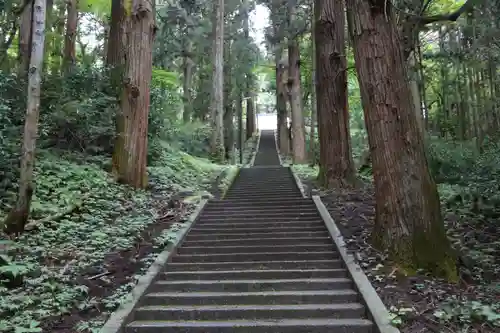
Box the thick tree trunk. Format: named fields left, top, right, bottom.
left=63, top=0, right=78, bottom=74
left=210, top=0, right=225, bottom=161
left=287, top=4, right=307, bottom=164
left=346, top=0, right=457, bottom=280
left=18, top=0, right=33, bottom=78
left=4, top=0, right=46, bottom=234
left=112, top=0, right=155, bottom=189
left=315, top=0, right=356, bottom=187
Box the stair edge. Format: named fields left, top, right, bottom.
left=99, top=198, right=211, bottom=333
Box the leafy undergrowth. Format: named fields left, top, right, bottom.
left=294, top=166, right=499, bottom=333
left=0, top=144, right=237, bottom=333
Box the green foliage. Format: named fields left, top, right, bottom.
left=0, top=145, right=227, bottom=332
left=80, top=0, right=111, bottom=18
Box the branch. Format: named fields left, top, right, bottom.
left=417, top=0, right=481, bottom=25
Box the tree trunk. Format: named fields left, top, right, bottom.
left=18, top=0, right=33, bottom=79
left=4, top=0, right=46, bottom=234
left=63, top=0, right=78, bottom=74
left=408, top=52, right=424, bottom=134
left=237, top=89, right=244, bottom=163
left=223, top=40, right=233, bottom=161
left=49, top=1, right=65, bottom=75
left=182, top=37, right=194, bottom=122
left=346, top=0, right=457, bottom=280
left=210, top=0, right=225, bottom=161
left=309, top=1, right=317, bottom=165
left=246, top=95, right=255, bottom=140
left=106, top=0, right=125, bottom=67
left=106, top=0, right=126, bottom=102
left=277, top=59, right=289, bottom=155
left=315, top=0, right=356, bottom=187
left=243, top=0, right=256, bottom=139
left=42, top=0, right=54, bottom=72
left=287, top=4, right=307, bottom=164
left=112, top=0, right=156, bottom=189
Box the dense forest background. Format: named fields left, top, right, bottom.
left=0, top=0, right=498, bottom=332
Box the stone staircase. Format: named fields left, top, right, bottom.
left=122, top=130, right=375, bottom=332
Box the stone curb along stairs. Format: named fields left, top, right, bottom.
left=101, top=130, right=399, bottom=333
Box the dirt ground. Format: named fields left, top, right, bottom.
left=301, top=178, right=499, bottom=333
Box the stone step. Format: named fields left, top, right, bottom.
left=216, top=197, right=309, bottom=205
left=182, top=236, right=332, bottom=247
left=163, top=269, right=347, bottom=280
left=202, top=205, right=316, bottom=213
left=187, top=225, right=326, bottom=235
left=184, top=230, right=330, bottom=241
left=226, top=188, right=299, bottom=195
left=192, top=221, right=324, bottom=230
left=177, top=244, right=335, bottom=255
left=203, top=204, right=318, bottom=215
left=170, top=251, right=339, bottom=263
left=125, top=318, right=374, bottom=333
left=165, top=260, right=343, bottom=271
left=140, top=289, right=360, bottom=306
left=223, top=194, right=302, bottom=200
left=196, top=215, right=322, bottom=222
left=150, top=278, right=353, bottom=292
left=207, top=198, right=311, bottom=207
left=199, top=212, right=320, bottom=220
left=230, top=180, right=294, bottom=185
left=204, top=202, right=313, bottom=210
left=228, top=185, right=297, bottom=191
left=132, top=303, right=366, bottom=321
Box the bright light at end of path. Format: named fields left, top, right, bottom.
left=257, top=113, right=277, bottom=130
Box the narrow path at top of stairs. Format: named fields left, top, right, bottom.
left=122, top=130, right=375, bottom=332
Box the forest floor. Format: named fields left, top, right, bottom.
left=0, top=135, right=258, bottom=333
left=293, top=164, right=499, bottom=333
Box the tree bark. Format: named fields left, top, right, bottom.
left=277, top=59, right=290, bottom=155
left=309, top=1, right=317, bottom=165
left=315, top=0, right=356, bottom=187
left=4, top=0, right=46, bottom=234
left=182, top=37, right=194, bottom=122
left=106, top=0, right=125, bottom=67
left=112, top=0, right=156, bottom=189
left=287, top=4, right=307, bottom=164
left=223, top=39, right=233, bottom=161
left=209, top=0, right=225, bottom=161
left=243, top=0, right=256, bottom=139
left=346, top=0, right=457, bottom=280
left=63, top=0, right=78, bottom=74
left=245, top=94, right=255, bottom=140
left=18, top=0, right=33, bottom=79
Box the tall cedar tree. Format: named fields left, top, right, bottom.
left=345, top=0, right=457, bottom=280
left=209, top=0, right=225, bottom=161
left=112, top=0, right=156, bottom=188
left=287, top=2, right=307, bottom=163
left=315, top=0, right=356, bottom=187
